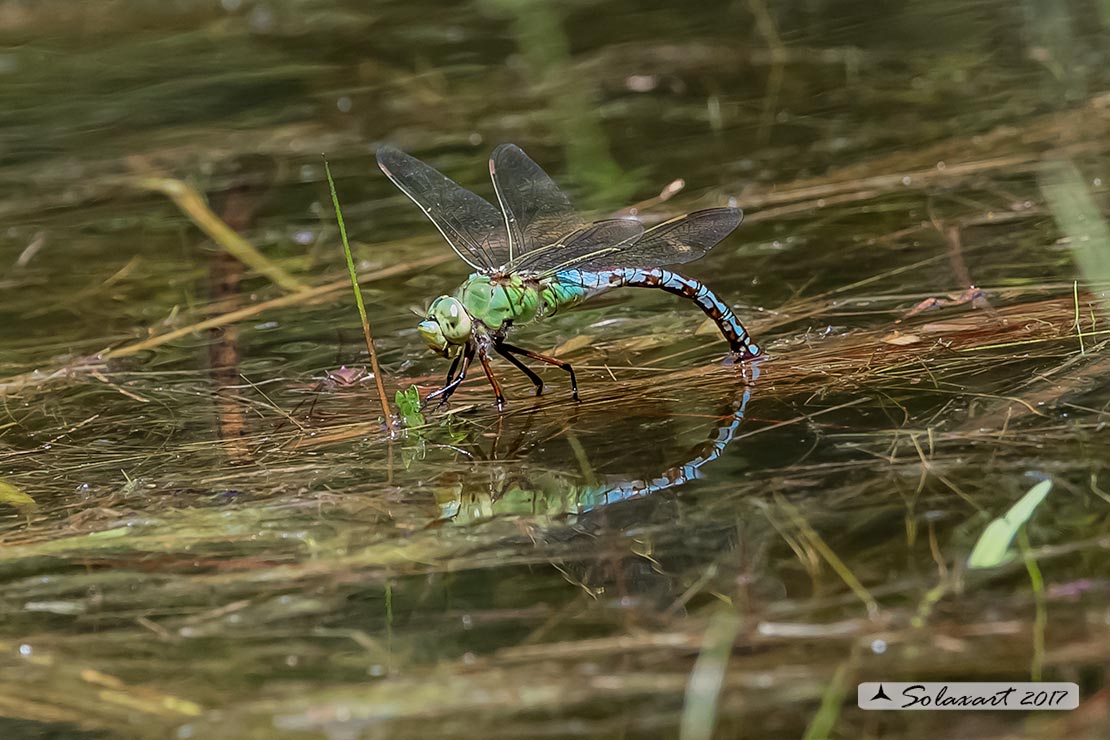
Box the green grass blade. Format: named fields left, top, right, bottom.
left=1041, top=160, right=1110, bottom=314
left=324, top=155, right=395, bottom=433
left=679, top=610, right=742, bottom=740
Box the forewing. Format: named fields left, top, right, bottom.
left=377, top=145, right=508, bottom=272
left=521, top=219, right=645, bottom=277
left=489, top=144, right=586, bottom=263
left=569, top=207, right=743, bottom=272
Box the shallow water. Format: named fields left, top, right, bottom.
left=2, top=1, right=1110, bottom=738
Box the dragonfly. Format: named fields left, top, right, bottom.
left=376, top=143, right=761, bottom=410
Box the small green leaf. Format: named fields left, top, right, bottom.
left=0, top=480, right=36, bottom=510
left=394, top=385, right=425, bottom=428
left=968, top=479, right=1052, bottom=569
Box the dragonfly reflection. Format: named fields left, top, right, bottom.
left=436, top=390, right=752, bottom=523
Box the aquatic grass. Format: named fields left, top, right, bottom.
left=749, top=0, right=788, bottom=146
left=128, top=174, right=308, bottom=293
left=1040, top=160, right=1110, bottom=315
left=0, top=637, right=203, bottom=733
left=774, top=494, right=880, bottom=619
left=21, top=285, right=1072, bottom=461
left=678, top=609, right=742, bottom=740
left=802, top=649, right=858, bottom=740
left=323, top=156, right=394, bottom=433
left=1072, top=280, right=1086, bottom=354
left=1019, top=530, right=1047, bottom=683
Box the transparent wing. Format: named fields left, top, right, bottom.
left=489, top=144, right=586, bottom=264
left=548, top=207, right=743, bottom=274
left=376, top=145, right=508, bottom=272
left=511, top=219, right=645, bottom=276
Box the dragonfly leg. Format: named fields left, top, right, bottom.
left=493, top=342, right=543, bottom=396
left=478, top=350, right=506, bottom=411
left=424, top=345, right=474, bottom=410
left=499, top=342, right=578, bottom=401
left=443, top=353, right=461, bottom=387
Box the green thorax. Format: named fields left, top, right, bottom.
left=452, top=271, right=599, bottom=332
left=455, top=274, right=541, bottom=330
left=455, top=273, right=592, bottom=332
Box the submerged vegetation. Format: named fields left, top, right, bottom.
left=1, top=1, right=1110, bottom=739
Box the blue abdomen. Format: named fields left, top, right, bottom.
left=540, top=270, right=612, bottom=316
left=543, top=267, right=760, bottom=358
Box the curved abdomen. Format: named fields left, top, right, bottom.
left=547, top=268, right=760, bottom=358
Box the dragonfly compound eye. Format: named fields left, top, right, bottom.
left=429, top=296, right=472, bottom=344
left=418, top=319, right=448, bottom=354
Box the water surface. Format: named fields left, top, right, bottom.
left=1, top=1, right=1109, bottom=738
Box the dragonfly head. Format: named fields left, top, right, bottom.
left=419, top=296, right=472, bottom=357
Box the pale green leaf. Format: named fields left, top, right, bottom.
left=0, top=480, right=36, bottom=510
left=968, top=479, right=1052, bottom=569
